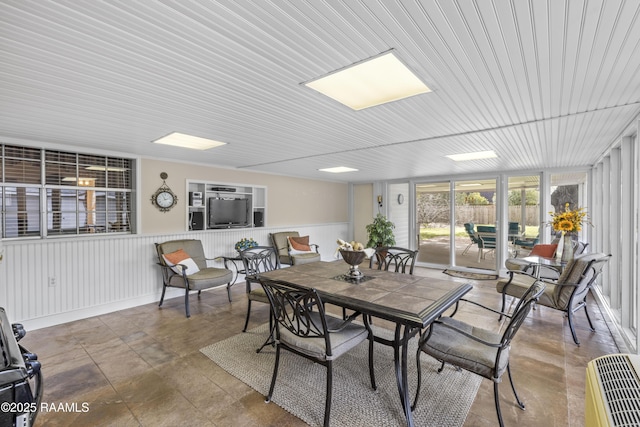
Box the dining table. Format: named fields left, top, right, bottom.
left=259, top=260, right=473, bottom=427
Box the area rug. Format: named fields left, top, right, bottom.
left=443, top=269, right=499, bottom=280
left=200, top=323, right=481, bottom=427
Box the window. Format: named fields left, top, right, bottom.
left=0, top=144, right=134, bottom=238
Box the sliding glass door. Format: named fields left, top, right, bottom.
left=508, top=175, right=541, bottom=255
left=414, top=175, right=542, bottom=272
left=416, top=182, right=451, bottom=266
left=416, top=179, right=497, bottom=271
left=454, top=179, right=497, bottom=270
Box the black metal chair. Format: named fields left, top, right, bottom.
left=155, top=239, right=233, bottom=318
left=369, top=246, right=418, bottom=274
left=269, top=231, right=320, bottom=266
left=239, top=246, right=280, bottom=335
left=259, top=278, right=377, bottom=427
left=414, top=281, right=546, bottom=427
left=497, top=253, right=611, bottom=345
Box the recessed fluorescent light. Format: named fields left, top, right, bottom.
left=152, top=132, right=226, bottom=150
left=446, top=150, right=498, bottom=161
left=319, top=167, right=359, bottom=173
left=460, top=183, right=482, bottom=187
left=304, top=51, right=431, bottom=110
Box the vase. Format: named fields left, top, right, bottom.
left=560, top=232, right=574, bottom=264
left=339, top=249, right=366, bottom=279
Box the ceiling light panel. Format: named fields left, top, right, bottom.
left=152, top=132, right=226, bottom=150
left=319, top=166, right=359, bottom=173
left=304, top=51, right=431, bottom=110
left=446, top=150, right=498, bottom=161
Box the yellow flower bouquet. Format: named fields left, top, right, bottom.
left=549, top=203, right=589, bottom=233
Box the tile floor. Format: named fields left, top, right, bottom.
left=21, top=267, right=621, bottom=426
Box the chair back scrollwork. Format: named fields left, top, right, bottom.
left=260, top=279, right=331, bottom=353
left=370, top=246, right=418, bottom=274
left=240, top=246, right=280, bottom=281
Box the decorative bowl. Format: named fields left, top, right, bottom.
left=339, top=249, right=367, bottom=278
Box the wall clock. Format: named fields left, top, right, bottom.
left=151, top=172, right=178, bottom=212
left=397, top=194, right=404, bottom=205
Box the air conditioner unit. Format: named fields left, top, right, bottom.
left=586, top=353, right=640, bottom=427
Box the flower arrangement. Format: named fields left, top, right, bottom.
left=549, top=203, right=589, bottom=233
left=235, top=237, right=258, bottom=252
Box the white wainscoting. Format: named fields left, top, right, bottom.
left=1, top=223, right=348, bottom=330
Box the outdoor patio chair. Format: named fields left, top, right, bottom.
left=155, top=239, right=233, bottom=318
left=508, top=221, right=522, bottom=241
left=513, top=235, right=540, bottom=256
left=462, top=222, right=480, bottom=255
left=496, top=253, right=611, bottom=345
left=259, top=278, right=377, bottom=427
left=269, top=231, right=320, bottom=266
left=414, top=280, right=545, bottom=427
left=476, top=225, right=497, bottom=262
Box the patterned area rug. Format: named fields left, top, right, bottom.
left=200, top=323, right=481, bottom=427
left=443, top=269, right=499, bottom=280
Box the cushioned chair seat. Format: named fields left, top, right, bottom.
left=496, top=273, right=556, bottom=307
left=279, top=311, right=369, bottom=361
left=168, top=267, right=233, bottom=290
left=290, top=252, right=321, bottom=265
left=247, top=286, right=268, bottom=302
left=504, top=258, right=532, bottom=272
left=422, top=317, right=509, bottom=380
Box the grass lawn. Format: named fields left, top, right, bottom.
left=420, top=225, right=539, bottom=239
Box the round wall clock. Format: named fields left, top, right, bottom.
left=397, top=194, right=404, bottom=205
left=151, top=172, right=178, bottom=212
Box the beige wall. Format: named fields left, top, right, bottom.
left=141, top=158, right=348, bottom=234
left=353, top=183, right=374, bottom=245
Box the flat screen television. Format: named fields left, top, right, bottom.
left=208, top=197, right=250, bottom=228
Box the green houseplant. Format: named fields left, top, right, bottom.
left=366, top=213, right=396, bottom=248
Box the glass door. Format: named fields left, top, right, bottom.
left=415, top=178, right=497, bottom=271
left=454, top=179, right=497, bottom=270
left=416, top=182, right=451, bottom=266
left=508, top=175, right=541, bottom=257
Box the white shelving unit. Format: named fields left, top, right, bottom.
left=186, top=180, right=266, bottom=231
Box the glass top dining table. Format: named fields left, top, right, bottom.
left=520, top=255, right=566, bottom=277
left=259, top=260, right=473, bottom=427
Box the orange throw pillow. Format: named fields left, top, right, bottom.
left=529, top=244, right=557, bottom=258
left=288, top=236, right=312, bottom=254
left=163, top=248, right=191, bottom=265
left=162, top=248, right=200, bottom=275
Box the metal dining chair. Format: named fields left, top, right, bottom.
left=259, top=278, right=377, bottom=427
left=414, top=281, right=546, bottom=427
left=369, top=246, right=418, bottom=274
left=239, top=246, right=280, bottom=335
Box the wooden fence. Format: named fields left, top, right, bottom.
left=453, top=205, right=540, bottom=226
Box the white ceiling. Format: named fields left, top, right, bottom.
left=2, top=0, right=640, bottom=183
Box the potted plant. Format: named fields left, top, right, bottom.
left=365, top=213, right=396, bottom=248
